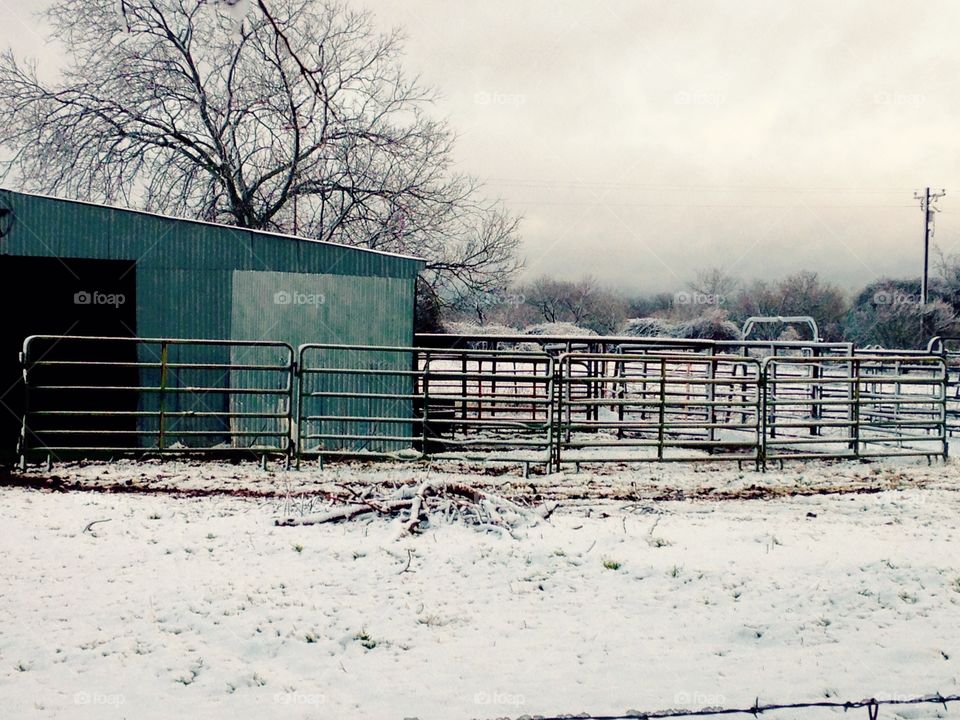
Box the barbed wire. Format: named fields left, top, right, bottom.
left=491, top=692, right=960, bottom=720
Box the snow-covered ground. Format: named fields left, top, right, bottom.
left=1, top=459, right=959, bottom=719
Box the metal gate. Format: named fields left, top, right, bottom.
left=19, top=335, right=294, bottom=459
left=296, top=344, right=555, bottom=465
left=554, top=353, right=764, bottom=468
left=762, top=355, right=947, bottom=461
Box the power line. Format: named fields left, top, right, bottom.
left=485, top=179, right=923, bottom=194
left=506, top=201, right=918, bottom=209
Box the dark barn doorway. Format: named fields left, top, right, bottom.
left=0, top=255, right=138, bottom=460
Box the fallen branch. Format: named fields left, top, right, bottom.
left=82, top=518, right=111, bottom=534
left=275, top=479, right=555, bottom=535
left=275, top=499, right=411, bottom=527
left=399, top=549, right=415, bottom=574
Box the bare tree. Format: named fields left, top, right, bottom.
left=519, top=274, right=626, bottom=334
left=563, top=276, right=600, bottom=326
left=690, top=267, right=740, bottom=300
left=666, top=267, right=740, bottom=321
left=524, top=276, right=567, bottom=324
left=730, top=271, right=847, bottom=340
left=0, top=0, right=521, bottom=304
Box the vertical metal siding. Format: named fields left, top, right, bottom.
left=230, top=270, right=415, bottom=451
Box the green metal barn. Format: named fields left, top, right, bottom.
left=0, top=189, right=424, bottom=457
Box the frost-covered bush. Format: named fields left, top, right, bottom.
left=442, top=321, right=520, bottom=336
left=677, top=311, right=742, bottom=341
left=621, top=317, right=677, bottom=338
left=777, top=326, right=802, bottom=342
left=621, top=312, right=741, bottom=341
left=844, top=281, right=958, bottom=349
left=523, top=322, right=597, bottom=337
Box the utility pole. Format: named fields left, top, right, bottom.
left=915, top=187, right=946, bottom=304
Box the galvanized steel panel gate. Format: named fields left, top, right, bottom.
left=296, top=344, right=555, bottom=464
left=555, top=353, right=764, bottom=467
left=20, top=335, right=293, bottom=457
left=762, top=355, right=947, bottom=461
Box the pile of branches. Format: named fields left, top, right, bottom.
left=275, top=479, right=555, bottom=535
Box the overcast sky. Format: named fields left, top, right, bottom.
left=4, top=0, right=960, bottom=293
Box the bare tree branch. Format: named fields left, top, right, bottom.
left=0, top=0, right=522, bottom=302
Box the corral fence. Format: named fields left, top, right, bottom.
left=556, top=353, right=764, bottom=466
left=414, top=331, right=855, bottom=359
left=296, top=344, right=554, bottom=465
left=15, top=334, right=956, bottom=472
left=763, top=354, right=946, bottom=462
left=855, top=335, right=960, bottom=436
left=19, top=335, right=294, bottom=460
left=927, top=335, right=960, bottom=434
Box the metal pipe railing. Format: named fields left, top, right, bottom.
left=296, top=343, right=555, bottom=468
left=553, top=353, right=764, bottom=470
left=16, top=336, right=952, bottom=472
left=19, top=335, right=294, bottom=463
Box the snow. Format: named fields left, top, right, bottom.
left=1, top=459, right=959, bottom=719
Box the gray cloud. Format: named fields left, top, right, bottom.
left=4, top=0, right=959, bottom=294
left=363, top=0, right=960, bottom=293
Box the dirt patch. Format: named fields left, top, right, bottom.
left=1, top=462, right=947, bottom=506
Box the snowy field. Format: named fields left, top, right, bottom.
left=1, top=459, right=959, bottom=719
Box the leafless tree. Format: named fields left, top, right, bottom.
left=690, top=267, right=739, bottom=300
left=730, top=271, right=847, bottom=340
left=0, top=0, right=521, bottom=304
left=520, top=274, right=626, bottom=333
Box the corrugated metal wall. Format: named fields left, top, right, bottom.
left=0, top=189, right=423, bottom=451
left=231, top=270, right=416, bottom=452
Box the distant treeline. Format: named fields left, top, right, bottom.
left=425, top=265, right=960, bottom=350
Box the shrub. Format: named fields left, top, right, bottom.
left=621, top=317, right=677, bottom=338
left=523, top=322, right=597, bottom=336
